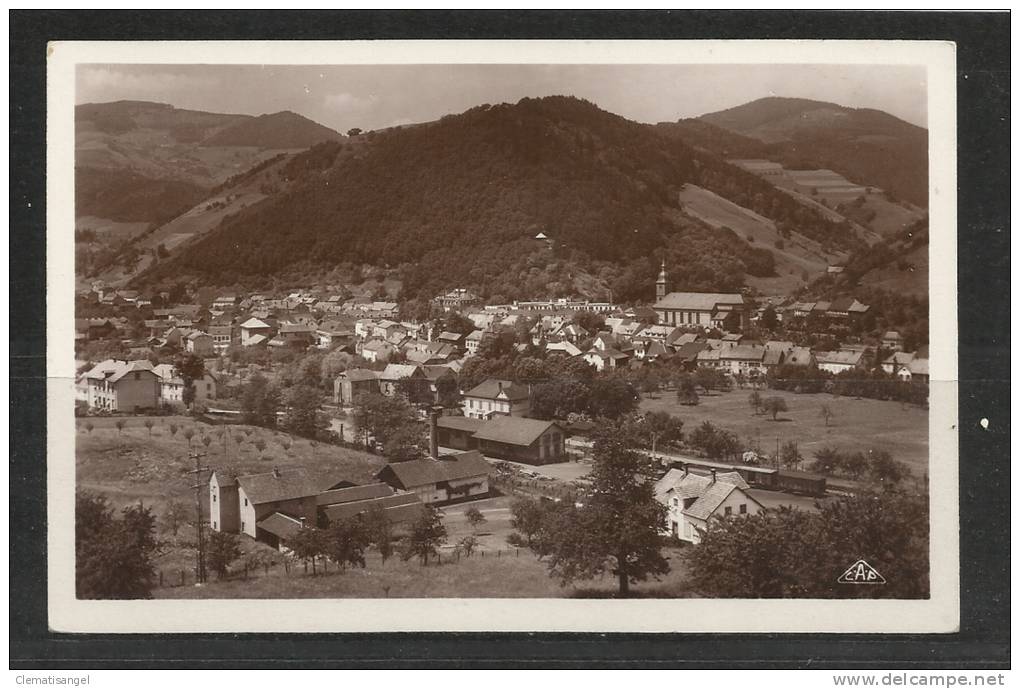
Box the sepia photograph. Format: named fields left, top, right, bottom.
left=44, top=39, right=960, bottom=633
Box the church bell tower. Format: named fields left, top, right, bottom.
left=656, top=259, right=668, bottom=301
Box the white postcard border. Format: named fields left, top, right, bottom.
left=47, top=39, right=958, bottom=634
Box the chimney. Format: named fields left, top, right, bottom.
left=710, top=469, right=717, bottom=484
left=272, top=466, right=281, bottom=479
left=681, top=463, right=688, bottom=477
left=299, top=516, right=306, bottom=528
left=428, top=405, right=443, bottom=460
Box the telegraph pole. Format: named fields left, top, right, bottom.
left=188, top=450, right=211, bottom=583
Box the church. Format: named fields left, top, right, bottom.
left=651, top=260, right=750, bottom=331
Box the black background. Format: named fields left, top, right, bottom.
left=9, top=10, right=1010, bottom=669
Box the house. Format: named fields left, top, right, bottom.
left=718, top=345, right=768, bottom=377
left=882, top=331, right=904, bottom=351
left=185, top=330, right=215, bottom=357
left=333, top=368, right=380, bottom=405
left=433, top=288, right=481, bottom=311
left=655, top=467, right=764, bottom=544
left=193, top=371, right=219, bottom=403
left=378, top=363, right=425, bottom=397
left=209, top=466, right=349, bottom=549
left=653, top=292, right=750, bottom=330
left=826, top=297, right=870, bottom=320
left=883, top=348, right=929, bottom=382
left=472, top=416, right=567, bottom=465
left=376, top=451, right=492, bottom=505
left=672, top=341, right=709, bottom=370
left=464, top=330, right=484, bottom=355
left=435, top=415, right=485, bottom=452
left=152, top=363, right=185, bottom=405
left=316, top=327, right=354, bottom=350
left=815, top=349, right=865, bottom=374
left=318, top=483, right=424, bottom=530
left=546, top=340, right=583, bottom=357
left=212, top=293, right=239, bottom=310
left=208, top=325, right=237, bottom=352
left=462, top=378, right=532, bottom=419
left=74, top=318, right=117, bottom=341
left=583, top=347, right=630, bottom=372
left=783, top=346, right=815, bottom=368
left=240, top=317, right=273, bottom=346
left=360, top=339, right=396, bottom=363
left=78, top=359, right=161, bottom=412
left=278, top=323, right=316, bottom=348
left=437, top=331, right=465, bottom=349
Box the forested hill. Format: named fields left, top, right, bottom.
left=694, top=97, right=929, bottom=207
left=140, top=96, right=853, bottom=302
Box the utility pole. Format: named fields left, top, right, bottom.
left=776, top=436, right=781, bottom=470
left=188, top=450, right=211, bottom=584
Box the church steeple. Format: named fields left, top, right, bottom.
left=656, top=258, right=668, bottom=301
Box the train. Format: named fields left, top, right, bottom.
left=660, top=456, right=828, bottom=497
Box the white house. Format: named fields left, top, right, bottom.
left=655, top=468, right=764, bottom=544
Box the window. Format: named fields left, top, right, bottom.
left=212, top=521, right=217, bottom=530
left=212, top=493, right=217, bottom=502
left=724, top=506, right=732, bottom=516
left=739, top=503, right=747, bottom=514
left=244, top=497, right=248, bottom=507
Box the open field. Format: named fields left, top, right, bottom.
left=639, top=388, right=929, bottom=475
left=153, top=544, right=695, bottom=599
left=75, top=415, right=386, bottom=516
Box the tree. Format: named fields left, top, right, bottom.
left=464, top=506, right=487, bottom=532
left=530, top=379, right=591, bottom=420
left=760, top=305, right=779, bottom=331
left=352, top=392, right=418, bottom=448
left=457, top=535, right=479, bottom=558
left=868, top=450, right=908, bottom=486
left=144, top=419, right=155, bottom=436
left=810, top=447, right=841, bottom=475
left=202, top=435, right=213, bottom=450
left=820, top=403, right=834, bottom=427
left=762, top=396, right=788, bottom=421
left=363, top=505, right=394, bottom=563
left=377, top=423, right=423, bottom=462
left=509, top=497, right=546, bottom=546
left=253, top=438, right=267, bottom=458
left=534, top=423, right=668, bottom=596
left=168, top=423, right=178, bottom=437
left=283, top=384, right=325, bottom=438
left=206, top=531, right=242, bottom=579
left=163, top=500, right=190, bottom=540
left=85, top=421, right=95, bottom=434
left=587, top=378, right=638, bottom=420
left=241, top=372, right=281, bottom=428
left=288, top=526, right=329, bottom=574
left=780, top=441, right=803, bottom=469
left=115, top=419, right=126, bottom=434
left=748, top=390, right=763, bottom=415
left=346, top=127, right=362, bottom=137
left=401, top=505, right=447, bottom=566
left=325, top=518, right=371, bottom=571
left=690, top=491, right=929, bottom=598
left=183, top=427, right=195, bottom=446
left=841, top=451, right=869, bottom=481
left=676, top=374, right=699, bottom=405
left=635, top=411, right=684, bottom=457
left=76, top=492, right=157, bottom=599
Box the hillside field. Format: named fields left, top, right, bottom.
left=639, top=388, right=929, bottom=475
left=75, top=415, right=386, bottom=516
left=153, top=543, right=695, bottom=599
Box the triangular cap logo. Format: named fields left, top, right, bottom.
left=837, top=559, right=887, bottom=585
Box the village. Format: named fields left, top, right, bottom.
left=74, top=261, right=930, bottom=597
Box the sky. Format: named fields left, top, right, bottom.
left=76, top=63, right=928, bottom=132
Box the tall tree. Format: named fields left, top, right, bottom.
left=283, top=384, right=325, bottom=438
left=402, top=505, right=447, bottom=566
left=241, top=372, right=281, bottom=428
left=363, top=505, right=394, bottom=563
left=76, top=492, right=157, bottom=599
left=207, top=531, right=241, bottom=579
left=534, top=423, right=668, bottom=596
left=326, top=518, right=371, bottom=570
left=586, top=378, right=639, bottom=420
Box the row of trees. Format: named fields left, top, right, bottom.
left=239, top=372, right=330, bottom=440
left=810, top=447, right=911, bottom=485
left=689, top=490, right=929, bottom=598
